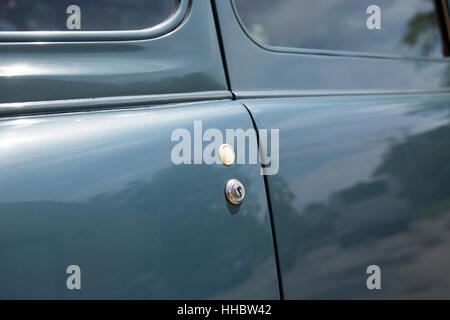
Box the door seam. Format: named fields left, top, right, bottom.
left=241, top=102, right=285, bottom=300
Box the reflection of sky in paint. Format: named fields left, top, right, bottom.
left=291, top=103, right=449, bottom=209
left=246, top=95, right=450, bottom=210
left=235, top=0, right=443, bottom=57
left=0, top=107, right=184, bottom=202
left=0, top=102, right=261, bottom=206
left=0, top=114, right=153, bottom=201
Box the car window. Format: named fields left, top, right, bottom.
left=0, top=0, right=177, bottom=31
left=234, top=0, right=447, bottom=57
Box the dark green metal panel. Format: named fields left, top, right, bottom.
left=244, top=94, right=450, bottom=299
left=214, top=0, right=450, bottom=298
left=214, top=0, right=450, bottom=96
left=0, top=0, right=228, bottom=105
left=0, top=101, right=279, bottom=299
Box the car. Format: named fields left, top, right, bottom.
left=1, top=0, right=450, bottom=299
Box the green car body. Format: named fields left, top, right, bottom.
left=1, top=0, right=450, bottom=299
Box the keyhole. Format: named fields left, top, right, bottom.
left=236, top=186, right=242, bottom=198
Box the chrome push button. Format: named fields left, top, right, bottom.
left=219, top=144, right=235, bottom=166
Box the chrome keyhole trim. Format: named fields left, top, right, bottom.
left=225, top=179, right=245, bottom=205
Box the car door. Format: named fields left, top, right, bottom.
left=0, top=0, right=279, bottom=299
left=215, top=0, right=450, bottom=298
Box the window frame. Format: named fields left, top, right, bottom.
left=231, top=0, right=450, bottom=61
left=0, top=0, right=189, bottom=42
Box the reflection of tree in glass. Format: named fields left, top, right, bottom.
left=401, top=1, right=442, bottom=56
left=248, top=23, right=268, bottom=44
left=0, top=0, right=17, bottom=30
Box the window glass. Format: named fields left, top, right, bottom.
left=234, top=0, right=446, bottom=57
left=0, top=0, right=177, bottom=32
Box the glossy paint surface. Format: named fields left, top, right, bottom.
left=215, top=0, right=450, bottom=96
left=244, top=94, right=450, bottom=299
left=0, top=101, right=279, bottom=299
left=0, top=0, right=227, bottom=104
